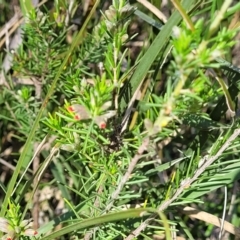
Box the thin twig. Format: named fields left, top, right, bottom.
left=0, top=158, right=15, bottom=171
left=0, top=0, right=48, bottom=87
left=65, top=0, right=75, bottom=26
left=105, top=137, right=149, bottom=212
left=82, top=138, right=149, bottom=239
left=0, top=6, right=21, bottom=45
left=218, top=186, right=228, bottom=239
left=222, top=182, right=238, bottom=240
left=125, top=128, right=240, bottom=239
left=137, top=0, right=167, bottom=23
left=181, top=206, right=240, bottom=238
left=159, top=128, right=240, bottom=211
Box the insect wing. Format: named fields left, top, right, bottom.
left=69, top=104, right=90, bottom=120
left=94, top=111, right=116, bottom=129
left=94, top=116, right=107, bottom=129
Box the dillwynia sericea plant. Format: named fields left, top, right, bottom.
left=0, top=201, right=37, bottom=240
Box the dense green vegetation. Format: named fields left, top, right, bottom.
left=0, top=0, right=240, bottom=239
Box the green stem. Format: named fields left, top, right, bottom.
left=207, top=0, right=233, bottom=39
left=171, top=0, right=195, bottom=31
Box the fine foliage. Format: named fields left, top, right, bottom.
left=1, top=0, right=240, bottom=239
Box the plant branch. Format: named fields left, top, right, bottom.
left=125, top=128, right=240, bottom=239
left=105, top=138, right=149, bottom=212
